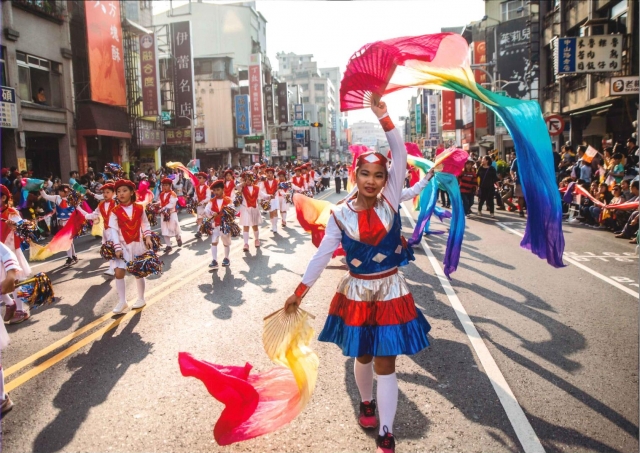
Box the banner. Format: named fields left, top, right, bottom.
left=427, top=95, right=440, bottom=139
left=264, top=84, right=275, bottom=125
left=85, top=0, right=126, bottom=106
left=415, top=103, right=422, bottom=134
left=496, top=17, right=539, bottom=100
left=171, top=21, right=195, bottom=128
left=139, top=33, right=159, bottom=117
left=234, top=94, right=250, bottom=136
left=165, top=127, right=204, bottom=145
left=249, top=53, right=264, bottom=133
left=276, top=82, right=289, bottom=125
left=473, top=41, right=487, bottom=129
left=0, top=86, right=17, bottom=129
left=555, top=35, right=623, bottom=75
left=441, top=90, right=455, bottom=131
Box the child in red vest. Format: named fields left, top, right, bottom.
left=223, top=170, right=236, bottom=198
left=259, top=168, right=281, bottom=233
left=159, top=178, right=182, bottom=252
left=237, top=171, right=266, bottom=252
left=204, top=179, right=233, bottom=268
left=194, top=172, right=211, bottom=239
left=109, top=180, right=154, bottom=314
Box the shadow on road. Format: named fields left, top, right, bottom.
left=198, top=267, right=247, bottom=320
left=32, top=315, right=151, bottom=453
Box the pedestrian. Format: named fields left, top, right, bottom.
left=158, top=178, right=183, bottom=252
left=334, top=165, right=342, bottom=194
left=284, top=102, right=431, bottom=453
left=237, top=171, right=263, bottom=252
left=259, top=168, right=281, bottom=234
left=39, top=184, right=79, bottom=265
left=204, top=179, right=233, bottom=269
left=75, top=181, right=117, bottom=277
left=277, top=170, right=291, bottom=228
left=109, top=179, right=154, bottom=314
left=477, top=155, right=499, bottom=218
left=69, top=170, right=79, bottom=186
left=0, top=241, right=21, bottom=414
left=458, top=159, right=477, bottom=216
left=0, top=185, right=31, bottom=324
left=510, top=155, right=526, bottom=217
left=342, top=164, right=349, bottom=191
left=193, top=172, right=211, bottom=239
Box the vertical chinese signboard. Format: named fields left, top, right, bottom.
left=427, top=95, right=440, bottom=140
left=0, top=86, right=18, bottom=128
left=249, top=53, right=264, bottom=134
left=276, top=82, right=289, bottom=125
left=473, top=41, right=487, bottom=129
left=171, top=21, right=195, bottom=128
left=415, top=103, right=422, bottom=135
left=442, top=90, right=455, bottom=131
left=264, top=84, right=275, bottom=125
left=85, top=0, right=126, bottom=106
left=235, top=94, right=250, bottom=136
left=496, top=17, right=538, bottom=100
left=139, top=33, right=159, bottom=117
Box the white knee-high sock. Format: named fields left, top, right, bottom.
left=354, top=359, right=374, bottom=402
left=377, top=373, right=398, bottom=435
left=254, top=228, right=259, bottom=240
left=136, top=278, right=145, bottom=300
left=281, top=212, right=287, bottom=224
left=12, top=291, right=24, bottom=312
left=109, top=260, right=115, bottom=272
left=115, top=278, right=127, bottom=304
left=1, top=293, right=14, bottom=307
left=70, top=241, right=76, bottom=256
left=271, top=218, right=277, bottom=231
left=224, top=245, right=230, bottom=258
left=243, top=231, right=249, bottom=245
left=66, top=248, right=73, bottom=258
left=164, top=235, right=172, bottom=246
left=211, top=245, right=218, bottom=260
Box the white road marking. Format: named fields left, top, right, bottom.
left=497, top=222, right=639, bottom=299
left=402, top=205, right=546, bottom=453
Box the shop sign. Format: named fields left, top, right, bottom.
left=276, top=82, right=289, bottom=125
left=0, top=86, right=18, bottom=129
left=235, top=95, right=250, bottom=136
left=427, top=95, right=440, bottom=139
left=610, top=76, right=639, bottom=96
left=248, top=53, right=264, bottom=133
left=442, top=90, right=455, bottom=131
left=139, top=33, right=160, bottom=117
left=264, top=84, right=275, bottom=125
left=171, top=21, right=195, bottom=128
left=138, top=129, right=162, bottom=147
left=165, top=127, right=205, bottom=145
left=555, top=35, right=623, bottom=74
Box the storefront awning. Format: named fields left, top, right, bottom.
left=76, top=102, right=130, bottom=136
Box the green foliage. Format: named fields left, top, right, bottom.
left=496, top=159, right=509, bottom=176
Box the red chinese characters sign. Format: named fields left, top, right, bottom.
left=171, top=22, right=195, bottom=128
left=473, top=41, right=487, bottom=129
left=139, top=33, right=159, bottom=117
left=249, top=53, right=264, bottom=134
left=85, top=0, right=126, bottom=106
left=442, top=90, right=456, bottom=131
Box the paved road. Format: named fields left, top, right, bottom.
left=1, top=189, right=637, bottom=453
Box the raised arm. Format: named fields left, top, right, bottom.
left=374, top=108, right=406, bottom=208
left=76, top=205, right=99, bottom=221
left=400, top=170, right=435, bottom=202
left=40, top=190, right=60, bottom=204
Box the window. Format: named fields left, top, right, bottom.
left=316, top=96, right=326, bottom=104
left=500, top=0, right=529, bottom=22
left=610, top=1, right=628, bottom=35
left=314, top=83, right=324, bottom=91
left=302, top=96, right=309, bottom=103
left=124, top=1, right=139, bottom=20
left=0, top=47, right=6, bottom=86
left=300, top=83, right=308, bottom=91
left=17, top=51, right=62, bottom=107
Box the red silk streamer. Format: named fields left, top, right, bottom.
left=571, top=184, right=639, bottom=210
left=293, top=194, right=345, bottom=257
left=31, top=210, right=87, bottom=261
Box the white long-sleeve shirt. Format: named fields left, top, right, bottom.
left=0, top=241, right=21, bottom=276
left=400, top=172, right=433, bottom=202
left=108, top=204, right=152, bottom=250
left=39, top=190, right=64, bottom=206
left=300, top=117, right=405, bottom=288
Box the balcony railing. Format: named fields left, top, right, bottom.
left=12, top=0, right=64, bottom=23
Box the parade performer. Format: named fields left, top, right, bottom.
left=301, top=165, right=315, bottom=192
left=204, top=180, right=233, bottom=269
left=223, top=170, right=236, bottom=198
left=277, top=170, right=291, bottom=228
left=285, top=101, right=429, bottom=453
left=109, top=179, right=154, bottom=314
left=76, top=182, right=117, bottom=276
left=194, top=172, right=212, bottom=239
left=291, top=167, right=306, bottom=193
left=259, top=168, right=281, bottom=233
left=238, top=171, right=265, bottom=252
left=0, top=242, right=20, bottom=414
left=0, top=185, right=31, bottom=324
left=158, top=178, right=182, bottom=252
left=136, top=180, right=154, bottom=207
left=39, top=184, right=78, bottom=266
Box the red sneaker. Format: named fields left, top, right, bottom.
left=358, top=399, right=378, bottom=429
left=3, top=303, right=16, bottom=322
left=376, top=427, right=395, bottom=453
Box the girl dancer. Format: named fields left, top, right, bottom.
left=0, top=241, right=20, bottom=413
left=204, top=179, right=233, bottom=269
left=260, top=168, right=280, bottom=233
left=76, top=182, right=118, bottom=276
left=284, top=102, right=431, bottom=453
left=158, top=178, right=182, bottom=252
left=237, top=171, right=265, bottom=252
left=277, top=170, right=291, bottom=228
left=40, top=184, right=78, bottom=266
left=194, top=172, right=211, bottom=239
left=291, top=167, right=306, bottom=193
left=223, top=170, right=236, bottom=198
left=109, top=179, right=153, bottom=314
left=0, top=185, right=31, bottom=324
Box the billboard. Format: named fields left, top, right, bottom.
left=473, top=40, right=487, bottom=129
left=427, top=95, right=440, bottom=139
left=85, top=0, right=126, bottom=106
left=264, top=84, right=275, bottom=125
left=277, top=82, right=289, bottom=125
left=555, top=35, right=623, bottom=75
left=496, top=17, right=539, bottom=100
left=171, top=21, right=195, bottom=128
left=235, top=94, right=250, bottom=136
left=0, top=86, right=17, bottom=129
left=139, top=33, right=159, bottom=117
left=442, top=90, right=456, bottom=131
left=249, top=53, right=264, bottom=134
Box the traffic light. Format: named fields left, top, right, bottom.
left=310, top=122, right=323, bottom=127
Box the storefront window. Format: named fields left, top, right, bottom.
left=16, top=51, right=63, bottom=107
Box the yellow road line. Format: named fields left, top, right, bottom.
left=5, top=189, right=335, bottom=390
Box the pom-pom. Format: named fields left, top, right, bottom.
left=199, top=217, right=214, bottom=236
left=126, top=251, right=163, bottom=278
left=145, top=203, right=160, bottom=227
left=233, top=191, right=243, bottom=207
left=148, top=231, right=162, bottom=252
left=16, top=273, right=55, bottom=309
left=261, top=199, right=271, bottom=211
left=66, top=190, right=83, bottom=208
left=278, top=182, right=291, bottom=191
left=303, top=189, right=315, bottom=199
left=105, top=163, right=125, bottom=180
left=100, top=241, right=117, bottom=260
left=285, top=193, right=293, bottom=205
left=186, top=196, right=199, bottom=215
left=11, top=219, right=42, bottom=244
left=220, top=206, right=241, bottom=237
left=160, top=207, right=171, bottom=222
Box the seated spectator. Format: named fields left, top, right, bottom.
left=35, top=87, right=47, bottom=105
left=610, top=153, right=625, bottom=184
left=625, top=137, right=639, bottom=176
left=602, top=185, right=624, bottom=231
left=585, top=183, right=612, bottom=227
left=620, top=179, right=631, bottom=200
left=613, top=180, right=639, bottom=235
